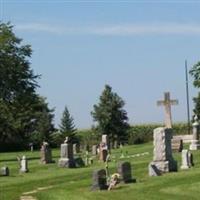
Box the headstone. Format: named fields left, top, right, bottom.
left=91, top=169, right=108, bottom=190
left=171, top=138, right=183, bottom=152
left=40, top=141, right=53, bottom=164
left=114, top=140, right=118, bottom=149
left=73, top=144, right=79, bottom=154
left=188, top=151, right=194, bottom=167
left=85, top=151, right=89, bottom=166
left=181, top=149, right=190, bottom=169
left=149, top=127, right=177, bottom=176
left=74, top=157, right=85, bottom=168
left=102, top=135, right=109, bottom=147
left=92, top=145, right=97, bottom=156
left=58, top=137, right=75, bottom=168
left=29, top=143, right=33, bottom=152
left=157, top=92, right=178, bottom=128
left=117, top=162, right=135, bottom=183
left=100, top=149, right=108, bottom=162
left=190, top=115, right=200, bottom=150
left=1, top=166, right=9, bottom=176
left=20, top=156, right=28, bottom=173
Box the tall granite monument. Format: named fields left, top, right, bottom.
left=149, top=127, right=177, bottom=176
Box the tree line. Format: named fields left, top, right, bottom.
left=0, top=22, right=200, bottom=151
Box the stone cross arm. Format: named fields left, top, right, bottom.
left=157, top=99, right=178, bottom=106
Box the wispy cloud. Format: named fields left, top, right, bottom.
left=15, top=22, right=200, bottom=36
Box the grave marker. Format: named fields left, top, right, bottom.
left=181, top=149, right=190, bottom=169
left=190, top=115, right=200, bottom=150
left=117, top=162, right=136, bottom=183
left=157, top=92, right=178, bottom=128
left=149, top=127, right=177, bottom=176
left=20, top=156, right=29, bottom=173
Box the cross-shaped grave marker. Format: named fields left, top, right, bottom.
left=157, top=92, right=178, bottom=128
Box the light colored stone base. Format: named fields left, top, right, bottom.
left=58, top=158, right=75, bottom=168
left=189, top=140, right=200, bottom=150
left=149, top=160, right=177, bottom=176
left=181, top=165, right=189, bottom=170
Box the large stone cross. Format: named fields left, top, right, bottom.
left=157, top=92, right=178, bottom=128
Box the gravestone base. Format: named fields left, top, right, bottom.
left=149, top=160, right=177, bottom=176
left=189, top=140, right=200, bottom=150
left=180, top=165, right=190, bottom=170
left=58, top=158, right=75, bottom=168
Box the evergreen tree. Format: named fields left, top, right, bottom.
left=91, top=85, right=130, bottom=144
left=59, top=106, right=76, bottom=142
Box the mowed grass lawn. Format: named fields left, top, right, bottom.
left=1, top=142, right=200, bottom=200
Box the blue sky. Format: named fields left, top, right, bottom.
left=1, top=1, right=200, bottom=128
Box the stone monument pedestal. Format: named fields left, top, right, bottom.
left=58, top=158, right=75, bottom=168
left=149, top=160, right=177, bottom=175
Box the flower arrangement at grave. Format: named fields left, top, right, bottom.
left=108, top=173, right=121, bottom=191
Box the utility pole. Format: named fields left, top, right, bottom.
left=185, top=60, right=191, bottom=135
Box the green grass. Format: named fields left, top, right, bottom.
left=1, top=143, right=200, bottom=200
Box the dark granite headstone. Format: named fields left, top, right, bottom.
left=74, top=157, right=85, bottom=168
left=188, top=151, right=194, bottom=167
left=101, top=149, right=108, bottom=162
left=92, top=169, right=108, bottom=190
left=1, top=166, right=9, bottom=176
left=117, top=162, right=136, bottom=183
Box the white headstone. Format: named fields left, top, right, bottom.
left=181, top=150, right=190, bottom=169
left=20, top=156, right=28, bottom=173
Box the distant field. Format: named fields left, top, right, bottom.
left=1, top=143, right=200, bottom=200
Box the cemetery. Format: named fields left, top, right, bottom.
left=1, top=2, right=200, bottom=200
